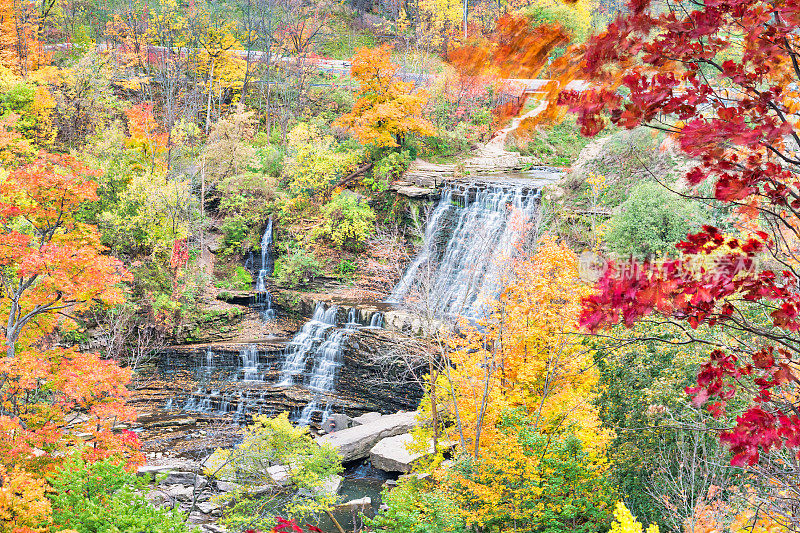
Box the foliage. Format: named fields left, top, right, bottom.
left=446, top=237, right=609, bottom=453
left=609, top=502, right=659, bottom=533
left=607, top=181, right=705, bottom=259
left=203, top=107, right=258, bottom=185
left=524, top=0, right=592, bottom=45
left=334, top=45, right=434, bottom=148
left=204, top=413, right=342, bottom=532
left=98, top=173, right=193, bottom=259
left=510, top=118, right=590, bottom=166
left=440, top=411, right=612, bottom=533
left=282, top=123, right=363, bottom=215
left=370, top=150, right=412, bottom=192
left=569, top=0, right=800, bottom=473
left=47, top=457, right=196, bottom=533
left=215, top=265, right=254, bottom=291
left=0, top=467, right=51, bottom=533
left=275, top=249, right=323, bottom=288
left=0, top=152, right=141, bottom=528
left=366, top=478, right=466, bottom=533
left=315, top=193, right=375, bottom=251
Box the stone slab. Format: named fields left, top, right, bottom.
left=316, top=411, right=420, bottom=462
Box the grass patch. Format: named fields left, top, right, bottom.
left=509, top=117, right=592, bottom=166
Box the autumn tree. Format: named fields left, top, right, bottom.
left=433, top=237, right=613, bottom=532
left=505, top=0, right=800, bottom=527
left=0, top=0, right=48, bottom=75
left=335, top=44, right=435, bottom=148
left=0, top=153, right=140, bottom=526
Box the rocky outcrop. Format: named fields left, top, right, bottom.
left=316, top=411, right=420, bottom=462
left=369, top=433, right=428, bottom=473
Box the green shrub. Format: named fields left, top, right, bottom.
left=607, top=181, right=705, bottom=259
left=510, top=117, right=591, bottom=166
left=249, top=145, right=285, bottom=178
left=365, top=478, right=466, bottom=533
left=369, top=150, right=412, bottom=191
left=422, top=123, right=472, bottom=159
left=48, top=457, right=197, bottom=533
left=220, top=215, right=250, bottom=255
left=215, top=265, right=253, bottom=290
left=275, top=249, right=323, bottom=287
left=315, top=193, right=375, bottom=251
left=335, top=258, right=357, bottom=279
left=205, top=413, right=342, bottom=532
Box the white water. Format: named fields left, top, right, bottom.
left=240, top=344, right=260, bottom=381
left=389, top=185, right=539, bottom=319
left=255, top=217, right=276, bottom=320
left=278, top=304, right=339, bottom=386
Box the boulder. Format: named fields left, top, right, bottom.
left=316, top=411, right=420, bottom=462
left=165, top=484, right=196, bottom=501
left=369, top=433, right=428, bottom=473
left=351, top=412, right=381, bottom=425
left=337, top=497, right=372, bottom=511
left=267, top=465, right=290, bottom=486
left=323, top=413, right=353, bottom=433
left=161, top=472, right=207, bottom=488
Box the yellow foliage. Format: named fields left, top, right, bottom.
left=0, top=468, right=50, bottom=533
left=447, top=236, right=612, bottom=455
left=610, top=502, right=659, bottom=533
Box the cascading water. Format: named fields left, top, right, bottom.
left=367, top=312, right=384, bottom=328
left=278, top=304, right=339, bottom=386
left=286, top=306, right=363, bottom=426
left=240, top=344, right=260, bottom=381
left=255, top=217, right=276, bottom=320
left=389, top=185, right=539, bottom=319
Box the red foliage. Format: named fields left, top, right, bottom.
left=566, top=0, right=800, bottom=466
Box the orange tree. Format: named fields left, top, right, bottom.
left=334, top=44, right=435, bottom=149
left=0, top=153, right=139, bottom=522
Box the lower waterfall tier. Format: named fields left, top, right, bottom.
left=131, top=327, right=424, bottom=434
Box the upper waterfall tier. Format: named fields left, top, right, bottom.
left=389, top=183, right=542, bottom=319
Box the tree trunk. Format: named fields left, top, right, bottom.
left=205, top=58, right=216, bottom=134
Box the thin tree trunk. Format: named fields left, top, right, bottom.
left=205, top=58, right=215, bottom=134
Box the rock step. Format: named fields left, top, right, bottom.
left=316, top=411, right=420, bottom=462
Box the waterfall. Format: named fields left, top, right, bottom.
left=367, top=312, right=384, bottom=328
left=240, top=344, right=260, bottom=381
left=278, top=303, right=339, bottom=386
left=255, top=217, right=276, bottom=320
left=390, top=185, right=539, bottom=319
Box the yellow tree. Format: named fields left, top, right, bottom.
left=335, top=44, right=434, bottom=148
left=0, top=0, right=48, bottom=76
left=447, top=236, right=610, bottom=454
left=435, top=237, right=613, bottom=532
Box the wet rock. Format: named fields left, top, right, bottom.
left=369, top=433, right=429, bottom=473
left=317, top=411, right=421, bottom=462
left=323, top=413, right=353, bottom=432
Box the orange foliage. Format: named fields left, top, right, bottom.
left=0, top=0, right=49, bottom=75
left=335, top=45, right=435, bottom=147
left=125, top=102, right=169, bottom=157
left=0, top=153, right=141, bottom=515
